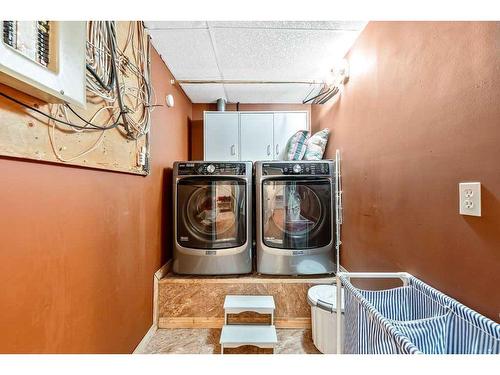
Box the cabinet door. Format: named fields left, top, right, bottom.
left=239, top=113, right=274, bottom=161
left=204, top=112, right=239, bottom=161
left=273, top=112, right=309, bottom=160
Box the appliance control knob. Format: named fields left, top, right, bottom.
left=293, top=164, right=302, bottom=173
left=206, top=164, right=216, bottom=174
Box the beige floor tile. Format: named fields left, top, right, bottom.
left=139, top=328, right=321, bottom=354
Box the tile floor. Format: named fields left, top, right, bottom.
left=138, top=328, right=321, bottom=354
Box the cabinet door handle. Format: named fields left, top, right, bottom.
left=275, top=144, right=279, bottom=156
left=267, top=145, right=271, bottom=156
left=230, top=144, right=236, bottom=156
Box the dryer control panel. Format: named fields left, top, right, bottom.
left=262, top=162, right=330, bottom=176
left=177, top=162, right=247, bottom=176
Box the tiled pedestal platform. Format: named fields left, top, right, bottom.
left=158, top=273, right=334, bottom=329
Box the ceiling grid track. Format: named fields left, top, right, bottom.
left=206, top=21, right=229, bottom=101
left=205, top=26, right=363, bottom=31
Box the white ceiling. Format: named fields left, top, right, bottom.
left=145, top=21, right=367, bottom=103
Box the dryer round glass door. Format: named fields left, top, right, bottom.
left=177, top=178, right=247, bottom=249
left=262, top=178, right=332, bottom=249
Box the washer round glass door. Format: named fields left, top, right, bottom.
left=177, top=177, right=246, bottom=249
left=262, top=178, right=332, bottom=249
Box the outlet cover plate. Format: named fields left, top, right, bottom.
left=459, top=182, right=481, bottom=217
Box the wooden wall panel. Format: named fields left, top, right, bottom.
left=0, top=22, right=149, bottom=175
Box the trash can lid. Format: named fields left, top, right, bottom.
left=307, top=284, right=344, bottom=312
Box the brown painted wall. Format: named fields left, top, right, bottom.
left=312, top=22, right=500, bottom=321
left=191, top=103, right=312, bottom=160
left=0, top=47, right=192, bottom=352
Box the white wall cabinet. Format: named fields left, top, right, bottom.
left=204, top=112, right=239, bottom=161
left=204, top=111, right=308, bottom=161
left=239, top=113, right=274, bottom=161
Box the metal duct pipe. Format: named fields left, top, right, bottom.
left=217, top=98, right=226, bottom=111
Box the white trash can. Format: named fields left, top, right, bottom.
left=307, top=284, right=344, bottom=354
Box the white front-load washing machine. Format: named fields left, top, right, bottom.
left=173, top=161, right=252, bottom=275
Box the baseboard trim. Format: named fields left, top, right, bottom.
left=154, top=260, right=172, bottom=280
left=132, top=260, right=173, bottom=354
left=158, top=317, right=311, bottom=329
left=133, top=324, right=157, bottom=354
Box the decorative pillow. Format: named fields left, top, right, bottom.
left=285, top=130, right=310, bottom=161
left=303, top=129, right=330, bottom=160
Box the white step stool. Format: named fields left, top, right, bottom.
left=220, top=295, right=278, bottom=354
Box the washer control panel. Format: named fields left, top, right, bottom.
left=262, top=162, right=330, bottom=176
left=177, top=162, right=247, bottom=176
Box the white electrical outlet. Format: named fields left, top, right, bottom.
left=459, top=182, right=481, bottom=217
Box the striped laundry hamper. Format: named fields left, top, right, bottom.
left=337, top=272, right=500, bottom=354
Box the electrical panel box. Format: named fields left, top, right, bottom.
left=0, top=21, right=87, bottom=107
left=3, top=21, right=52, bottom=67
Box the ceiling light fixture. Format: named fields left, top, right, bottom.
left=323, top=59, right=349, bottom=87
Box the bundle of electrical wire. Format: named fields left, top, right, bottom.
left=83, top=21, right=155, bottom=140
left=86, top=21, right=116, bottom=102
left=116, top=21, right=155, bottom=139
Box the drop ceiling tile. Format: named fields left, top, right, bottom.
left=212, top=28, right=360, bottom=81
left=148, top=29, right=220, bottom=80
left=144, top=21, right=208, bottom=30
left=224, top=83, right=323, bottom=104
left=210, top=21, right=366, bottom=31
left=180, top=84, right=226, bottom=103
left=147, top=21, right=365, bottom=104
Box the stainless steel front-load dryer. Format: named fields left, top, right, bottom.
left=255, top=160, right=336, bottom=275
left=173, top=161, right=252, bottom=275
